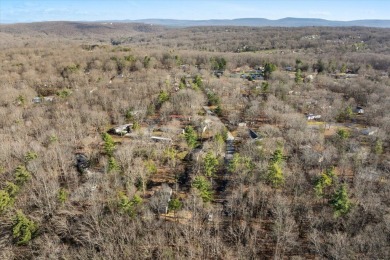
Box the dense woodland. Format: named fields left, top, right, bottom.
left=0, top=22, right=389, bottom=259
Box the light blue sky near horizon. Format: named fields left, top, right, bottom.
left=0, top=0, right=389, bottom=24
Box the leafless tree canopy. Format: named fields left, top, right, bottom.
left=0, top=22, right=389, bottom=259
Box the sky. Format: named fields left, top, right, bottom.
left=0, top=0, right=389, bottom=24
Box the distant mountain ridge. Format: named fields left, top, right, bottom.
left=2, top=17, right=390, bottom=28
left=1, top=18, right=389, bottom=41
left=123, top=18, right=390, bottom=28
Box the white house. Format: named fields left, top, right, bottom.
left=306, top=114, right=322, bottom=120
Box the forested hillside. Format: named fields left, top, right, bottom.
left=0, top=22, right=389, bottom=259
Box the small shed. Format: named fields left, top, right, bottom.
left=213, top=70, right=224, bottom=78
left=32, top=97, right=42, bottom=103
left=248, top=129, right=261, bottom=140
left=355, top=106, right=364, bottom=114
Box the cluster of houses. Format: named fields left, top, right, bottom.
left=306, top=106, right=363, bottom=121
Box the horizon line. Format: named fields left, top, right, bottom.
left=1, top=17, right=390, bottom=25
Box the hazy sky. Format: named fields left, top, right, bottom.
left=1, top=0, right=389, bottom=23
